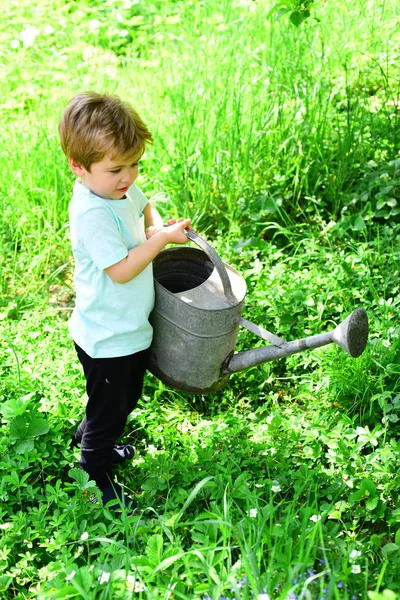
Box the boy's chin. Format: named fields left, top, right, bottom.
left=113, top=188, right=128, bottom=199
left=108, top=191, right=126, bottom=200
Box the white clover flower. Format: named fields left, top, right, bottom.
left=89, top=19, right=101, bottom=31
left=351, top=564, right=361, bottom=574
left=248, top=508, right=258, bottom=518
left=43, top=25, right=54, bottom=36
left=80, top=531, right=89, bottom=541
left=309, top=514, right=322, bottom=523
left=271, top=484, right=281, bottom=493
left=99, top=571, right=110, bottom=584
left=350, top=549, right=361, bottom=559
left=10, top=39, right=20, bottom=49
left=66, top=570, right=76, bottom=581
left=19, top=25, right=39, bottom=48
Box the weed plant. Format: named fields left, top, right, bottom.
left=0, top=0, right=399, bottom=598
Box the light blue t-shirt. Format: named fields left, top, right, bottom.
left=68, top=180, right=155, bottom=358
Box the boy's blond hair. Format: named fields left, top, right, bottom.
left=59, top=91, right=153, bottom=171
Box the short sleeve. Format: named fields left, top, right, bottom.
left=127, top=184, right=149, bottom=214
left=77, top=206, right=128, bottom=270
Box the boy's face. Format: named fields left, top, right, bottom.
left=69, top=150, right=140, bottom=200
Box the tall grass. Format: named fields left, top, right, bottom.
left=1, top=0, right=398, bottom=249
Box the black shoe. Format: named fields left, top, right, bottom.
left=112, top=444, right=135, bottom=465
left=72, top=440, right=135, bottom=464
left=100, top=482, right=137, bottom=515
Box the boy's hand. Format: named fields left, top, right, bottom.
left=145, top=225, right=162, bottom=239
left=163, top=218, right=191, bottom=245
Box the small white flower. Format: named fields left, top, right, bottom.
left=309, top=514, right=322, bottom=523
left=351, top=564, right=361, bottom=574
left=255, top=483, right=264, bottom=488
left=271, top=484, right=281, bottom=493
left=127, top=575, right=145, bottom=592
left=258, top=594, right=270, bottom=600
left=80, top=531, right=89, bottom=541
left=43, top=25, right=54, bottom=35
left=19, top=25, right=39, bottom=48
left=89, top=19, right=101, bottom=31
left=99, top=571, right=110, bottom=584
left=10, top=39, right=20, bottom=49
left=382, top=339, right=391, bottom=348
left=350, top=549, right=361, bottom=559
left=248, top=508, right=258, bottom=518
left=66, top=570, right=76, bottom=581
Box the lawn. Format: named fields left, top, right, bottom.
left=0, top=0, right=399, bottom=598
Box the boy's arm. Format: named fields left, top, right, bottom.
left=104, top=218, right=191, bottom=284
left=144, top=202, right=164, bottom=239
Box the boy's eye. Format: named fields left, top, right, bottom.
left=109, top=163, right=137, bottom=173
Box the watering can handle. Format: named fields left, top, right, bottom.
left=184, top=229, right=236, bottom=304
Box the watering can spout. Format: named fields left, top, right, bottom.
left=330, top=307, right=368, bottom=358
left=223, top=308, right=369, bottom=375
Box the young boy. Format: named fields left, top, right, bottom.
left=59, top=91, right=191, bottom=513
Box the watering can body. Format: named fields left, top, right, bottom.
left=148, top=231, right=369, bottom=394
left=149, top=244, right=246, bottom=393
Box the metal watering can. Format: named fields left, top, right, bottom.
left=149, top=231, right=369, bottom=394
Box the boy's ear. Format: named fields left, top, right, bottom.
left=68, top=158, right=86, bottom=176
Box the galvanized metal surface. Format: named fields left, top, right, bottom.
left=148, top=231, right=369, bottom=394
left=149, top=244, right=246, bottom=393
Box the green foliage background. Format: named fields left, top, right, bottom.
left=0, top=0, right=399, bottom=598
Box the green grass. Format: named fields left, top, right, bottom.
left=1, top=0, right=400, bottom=598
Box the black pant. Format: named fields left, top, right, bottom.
left=73, top=343, right=149, bottom=489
